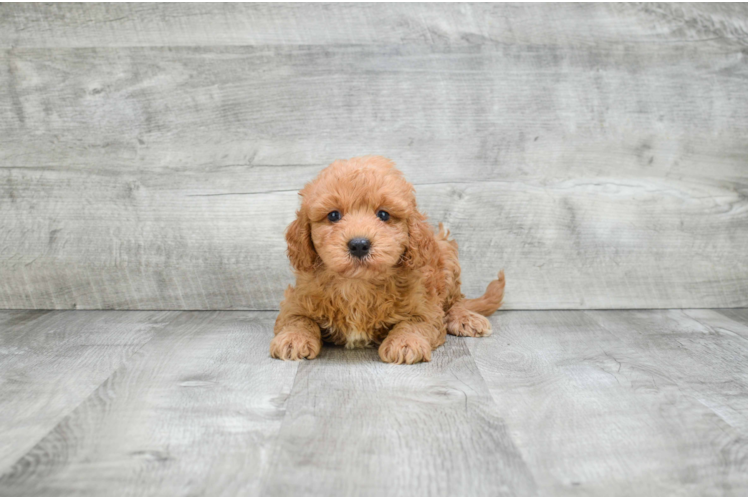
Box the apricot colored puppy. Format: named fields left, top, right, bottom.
left=271, top=156, right=505, bottom=364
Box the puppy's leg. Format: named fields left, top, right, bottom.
left=379, top=321, right=441, bottom=364
left=445, top=301, right=492, bottom=337
left=270, top=316, right=322, bottom=361
left=434, top=223, right=491, bottom=337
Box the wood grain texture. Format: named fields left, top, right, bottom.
left=1, top=3, right=747, bottom=310
left=2, top=3, right=746, bottom=48
left=0, top=310, right=178, bottom=472
left=654, top=308, right=748, bottom=436
left=2, top=44, right=747, bottom=175
left=718, top=308, right=748, bottom=327
left=467, top=309, right=748, bottom=495
left=2, top=169, right=747, bottom=310
left=0, top=311, right=298, bottom=496
left=260, top=337, right=536, bottom=496
left=2, top=309, right=748, bottom=495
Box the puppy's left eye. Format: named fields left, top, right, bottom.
left=376, top=210, right=390, bottom=221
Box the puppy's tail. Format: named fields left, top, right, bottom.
left=463, top=270, right=505, bottom=317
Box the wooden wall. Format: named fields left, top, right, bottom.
left=1, top=3, right=747, bottom=310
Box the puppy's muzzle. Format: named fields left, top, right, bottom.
left=348, top=237, right=371, bottom=259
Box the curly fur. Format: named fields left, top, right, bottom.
left=271, top=156, right=505, bottom=364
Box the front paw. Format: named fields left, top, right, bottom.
left=379, top=332, right=432, bottom=364
left=270, top=329, right=322, bottom=361
left=446, top=307, right=492, bottom=337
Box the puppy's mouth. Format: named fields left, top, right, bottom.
left=342, top=249, right=383, bottom=276
left=349, top=253, right=375, bottom=268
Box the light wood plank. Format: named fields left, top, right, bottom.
left=467, top=310, right=748, bottom=495
left=2, top=309, right=748, bottom=495
left=0, top=311, right=298, bottom=496
left=2, top=4, right=745, bottom=48
left=718, top=308, right=748, bottom=328
left=2, top=44, right=747, bottom=177
left=2, top=169, right=746, bottom=310
left=259, top=338, right=536, bottom=496
left=0, top=309, right=53, bottom=345
left=654, top=308, right=748, bottom=436
left=0, top=310, right=178, bottom=472
left=1, top=5, right=747, bottom=311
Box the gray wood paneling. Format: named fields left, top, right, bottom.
left=0, top=311, right=298, bottom=496
left=2, top=4, right=745, bottom=48
left=467, top=309, right=748, bottom=495
left=2, top=169, right=747, bottom=310
left=1, top=3, right=747, bottom=310
left=2, top=44, right=747, bottom=175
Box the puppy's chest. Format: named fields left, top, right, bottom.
left=313, top=286, right=402, bottom=348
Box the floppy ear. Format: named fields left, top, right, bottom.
left=286, top=208, right=317, bottom=273
left=403, top=212, right=437, bottom=270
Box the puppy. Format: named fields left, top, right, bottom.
left=271, top=156, right=505, bottom=364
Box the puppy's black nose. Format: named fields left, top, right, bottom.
left=348, top=237, right=371, bottom=258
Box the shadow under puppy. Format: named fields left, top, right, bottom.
left=271, top=156, right=505, bottom=364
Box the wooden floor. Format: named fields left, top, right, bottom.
left=1, top=309, right=747, bottom=496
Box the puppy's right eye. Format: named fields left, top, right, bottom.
left=327, top=211, right=341, bottom=222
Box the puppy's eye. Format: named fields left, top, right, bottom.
left=376, top=210, right=390, bottom=221
left=327, top=211, right=341, bottom=222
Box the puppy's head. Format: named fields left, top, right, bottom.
left=286, top=156, right=432, bottom=278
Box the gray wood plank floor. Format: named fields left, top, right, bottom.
left=1, top=309, right=747, bottom=495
